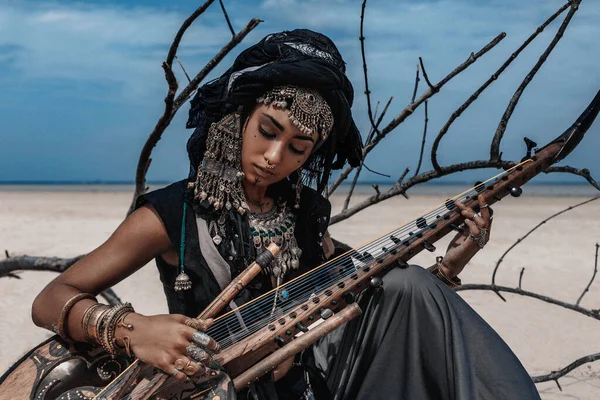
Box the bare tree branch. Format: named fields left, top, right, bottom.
left=411, top=64, right=420, bottom=103
left=331, top=159, right=515, bottom=225
left=455, top=284, right=600, bottom=321
left=359, top=0, right=381, bottom=137
left=576, top=243, right=599, bottom=306
left=418, top=57, right=434, bottom=90
left=491, top=196, right=600, bottom=285
left=531, top=352, right=600, bottom=384
left=545, top=166, right=600, bottom=190
left=490, top=0, right=582, bottom=161
left=328, top=33, right=506, bottom=196
left=219, top=0, right=235, bottom=36
left=129, top=18, right=262, bottom=213
left=413, top=100, right=428, bottom=177
left=430, top=1, right=571, bottom=172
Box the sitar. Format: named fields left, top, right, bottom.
left=1, top=90, right=598, bottom=400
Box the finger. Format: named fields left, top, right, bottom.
left=463, top=219, right=480, bottom=237
left=477, top=195, right=491, bottom=226
left=165, top=364, right=187, bottom=382
left=184, top=317, right=214, bottom=331
left=186, top=345, right=213, bottom=365
left=485, top=218, right=493, bottom=243
left=190, top=331, right=220, bottom=353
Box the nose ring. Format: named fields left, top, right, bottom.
left=264, top=158, right=276, bottom=170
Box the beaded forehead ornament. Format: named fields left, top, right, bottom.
left=257, top=86, right=334, bottom=142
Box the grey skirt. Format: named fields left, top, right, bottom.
left=291, top=265, right=542, bottom=400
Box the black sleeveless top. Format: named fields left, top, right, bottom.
left=136, top=180, right=332, bottom=317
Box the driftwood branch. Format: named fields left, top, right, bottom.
left=411, top=64, right=420, bottom=103
left=129, top=17, right=262, bottom=214
left=359, top=0, right=381, bottom=137
left=430, top=1, right=571, bottom=172
left=328, top=33, right=505, bottom=196
left=576, top=243, right=599, bottom=306
left=545, top=166, right=600, bottom=190
left=456, top=284, right=600, bottom=320
left=531, top=352, right=600, bottom=385
left=491, top=196, right=600, bottom=285
left=219, top=0, right=235, bottom=36
left=413, top=100, right=428, bottom=177
left=490, top=0, right=582, bottom=161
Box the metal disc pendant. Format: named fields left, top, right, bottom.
left=174, top=271, right=192, bottom=291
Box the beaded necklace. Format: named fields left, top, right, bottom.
left=249, top=199, right=302, bottom=278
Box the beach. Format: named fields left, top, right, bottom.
left=1, top=186, right=599, bottom=399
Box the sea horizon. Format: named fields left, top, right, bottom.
left=0, top=180, right=598, bottom=197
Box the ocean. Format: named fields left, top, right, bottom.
left=0, top=182, right=598, bottom=197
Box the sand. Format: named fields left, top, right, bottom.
left=1, top=189, right=599, bottom=399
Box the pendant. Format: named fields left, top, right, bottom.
left=213, top=235, right=222, bottom=245
left=174, top=271, right=192, bottom=291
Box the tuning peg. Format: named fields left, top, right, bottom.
left=274, top=336, right=286, bottom=347
left=510, top=187, right=523, bottom=197
left=320, top=309, right=334, bottom=320
left=295, top=322, right=309, bottom=333
left=423, top=241, right=436, bottom=252
left=521, top=137, right=538, bottom=162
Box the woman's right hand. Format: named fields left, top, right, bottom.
left=118, top=313, right=219, bottom=382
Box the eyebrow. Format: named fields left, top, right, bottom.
left=262, top=112, right=315, bottom=142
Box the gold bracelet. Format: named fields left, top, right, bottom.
left=82, top=303, right=109, bottom=344
left=56, top=293, right=96, bottom=342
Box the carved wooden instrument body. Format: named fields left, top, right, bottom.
left=0, top=91, right=598, bottom=400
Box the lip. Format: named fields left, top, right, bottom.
left=253, top=164, right=274, bottom=177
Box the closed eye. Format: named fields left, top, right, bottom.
left=259, top=126, right=306, bottom=155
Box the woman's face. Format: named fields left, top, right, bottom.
left=241, top=103, right=319, bottom=188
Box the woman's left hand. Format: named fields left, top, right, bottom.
left=441, top=194, right=493, bottom=278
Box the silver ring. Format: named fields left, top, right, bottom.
left=191, top=331, right=211, bottom=348
left=170, top=368, right=180, bottom=377
left=187, top=345, right=210, bottom=363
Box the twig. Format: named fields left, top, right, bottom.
left=545, top=166, right=600, bottom=190
left=576, top=243, right=599, bottom=306
left=430, top=1, right=571, bottom=172
left=491, top=196, right=600, bottom=285
left=372, top=184, right=380, bottom=199
left=219, top=0, right=235, bottom=36
left=331, top=158, right=515, bottom=225
left=490, top=0, right=581, bottom=161
left=518, top=268, right=525, bottom=290
left=129, top=18, right=261, bottom=213
left=413, top=100, right=428, bottom=177
left=411, top=64, right=420, bottom=103
left=418, top=57, right=434, bottom=90
left=172, top=19, right=261, bottom=112
left=174, top=55, right=192, bottom=83
left=359, top=0, right=380, bottom=136
left=391, top=167, right=410, bottom=200
left=362, top=163, right=390, bottom=178
left=531, top=352, right=600, bottom=384
left=165, top=0, right=217, bottom=67
left=343, top=162, right=365, bottom=212
left=455, top=284, right=600, bottom=321
left=328, top=33, right=505, bottom=196
left=0, top=255, right=84, bottom=277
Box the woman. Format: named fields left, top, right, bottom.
left=31, top=30, right=540, bottom=399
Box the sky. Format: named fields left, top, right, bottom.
left=0, top=0, right=598, bottom=185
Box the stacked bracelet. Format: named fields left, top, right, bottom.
left=431, top=256, right=461, bottom=288
left=56, top=293, right=96, bottom=342
left=99, top=303, right=135, bottom=356
left=81, top=303, right=110, bottom=344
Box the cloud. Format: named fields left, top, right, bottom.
left=0, top=1, right=234, bottom=100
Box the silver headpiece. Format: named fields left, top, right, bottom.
left=257, top=86, right=334, bottom=142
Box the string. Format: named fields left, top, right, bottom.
left=205, top=165, right=523, bottom=345
left=207, top=184, right=484, bottom=343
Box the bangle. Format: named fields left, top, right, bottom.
left=100, top=303, right=135, bottom=356
left=431, top=256, right=461, bottom=288
left=56, top=293, right=96, bottom=342
left=82, top=303, right=110, bottom=345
